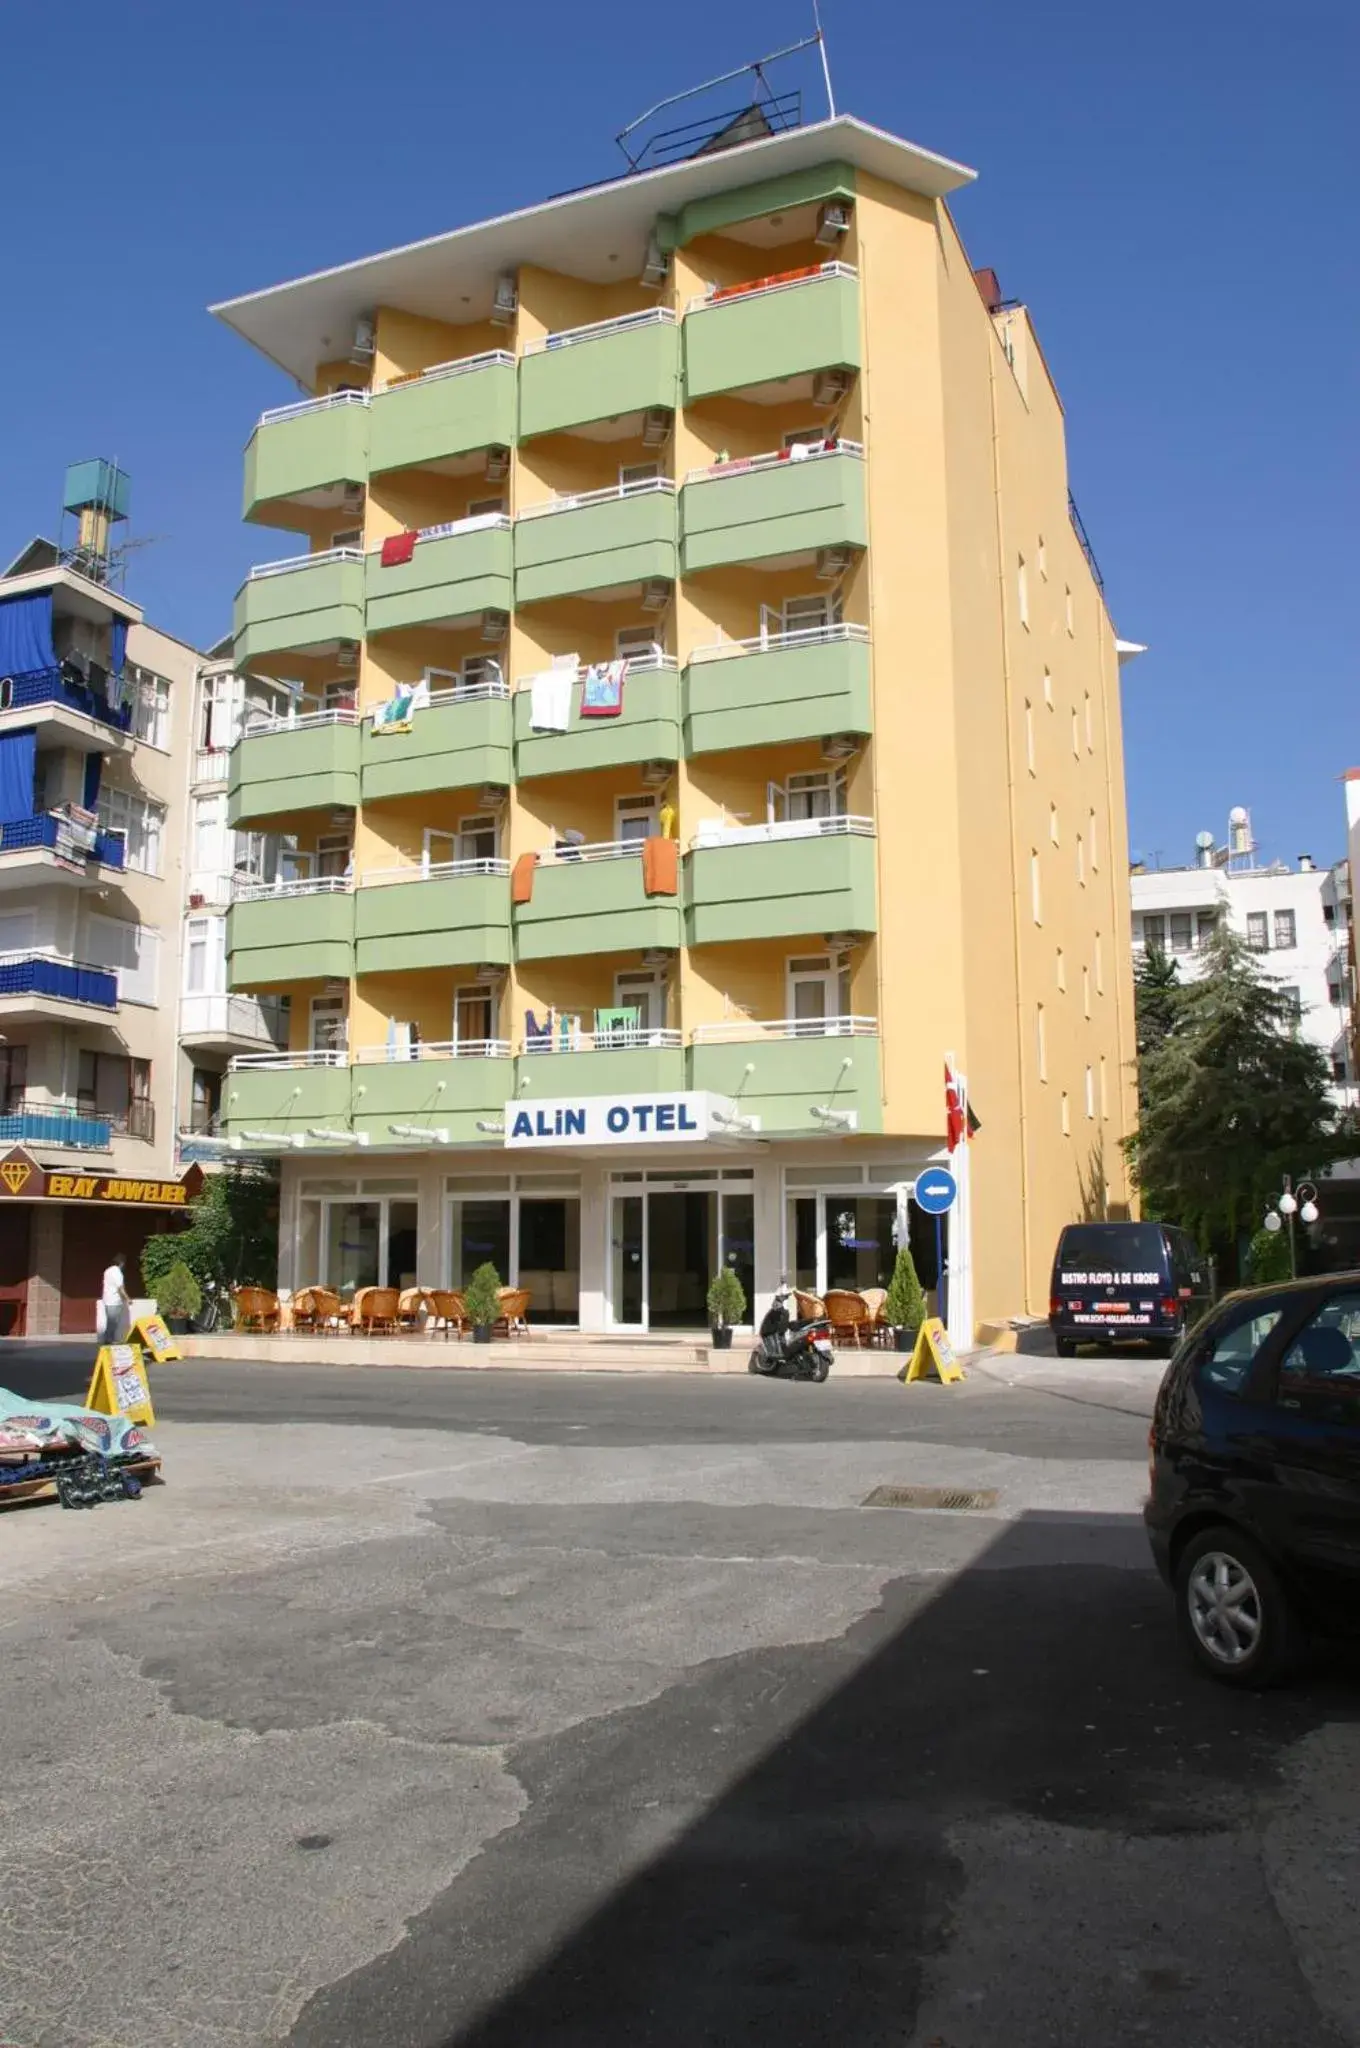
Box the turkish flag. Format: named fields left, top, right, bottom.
left=945, top=1064, right=966, bottom=1153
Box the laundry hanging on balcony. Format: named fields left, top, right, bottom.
left=511, top=851, right=539, bottom=904
left=528, top=670, right=572, bottom=733
left=579, top=660, right=626, bottom=719
left=0, top=593, right=58, bottom=677
left=380, top=530, right=418, bottom=567
left=372, top=678, right=429, bottom=735
left=641, top=836, right=678, bottom=897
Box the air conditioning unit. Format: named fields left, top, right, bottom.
left=480, top=608, right=509, bottom=644
left=490, top=272, right=519, bottom=326
left=815, top=546, right=852, bottom=582
left=341, top=482, right=365, bottom=513
left=640, top=231, right=670, bottom=289
left=639, top=578, right=671, bottom=614
left=821, top=733, right=859, bottom=762
left=323, top=978, right=347, bottom=993
left=815, top=201, right=852, bottom=246
left=474, top=963, right=506, bottom=982
left=823, top=931, right=861, bottom=953
left=640, top=948, right=675, bottom=968
left=640, top=407, right=673, bottom=449
left=640, top=758, right=673, bottom=787
left=350, top=314, right=377, bottom=362
left=477, top=784, right=509, bottom=810
left=812, top=368, right=852, bottom=408
left=336, top=640, right=359, bottom=669
left=484, top=445, right=511, bottom=482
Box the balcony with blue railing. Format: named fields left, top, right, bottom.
left=0, top=812, right=125, bottom=873
left=0, top=666, right=133, bottom=741
left=0, top=1098, right=112, bottom=1151
left=0, top=954, right=119, bottom=1011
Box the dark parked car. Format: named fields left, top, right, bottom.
left=1145, top=1273, right=1360, bottom=1685
left=1049, top=1220, right=1211, bottom=1358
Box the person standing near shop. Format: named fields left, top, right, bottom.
left=98, top=1254, right=131, bottom=1344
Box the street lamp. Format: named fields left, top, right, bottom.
left=1262, top=1174, right=1320, bottom=1278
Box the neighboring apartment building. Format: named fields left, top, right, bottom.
left=1130, top=809, right=1357, bottom=1107
left=0, top=488, right=201, bottom=1333
left=210, top=111, right=1138, bottom=1335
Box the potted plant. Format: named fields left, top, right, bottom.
left=707, top=1265, right=747, bottom=1350
left=157, top=1260, right=202, bottom=1335
left=463, top=1261, right=503, bottom=1345
left=883, top=1245, right=927, bottom=1353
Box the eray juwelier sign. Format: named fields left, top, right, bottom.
left=504, top=1091, right=742, bottom=1149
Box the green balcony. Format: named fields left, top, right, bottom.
left=684, top=628, right=871, bottom=757
left=515, top=1038, right=686, bottom=1101
left=233, top=550, right=366, bottom=667
left=685, top=824, right=877, bottom=946
left=688, top=1029, right=882, bottom=1135
left=243, top=396, right=369, bottom=524
left=354, top=867, right=512, bottom=975
left=350, top=1051, right=511, bottom=1146
left=683, top=268, right=860, bottom=403
left=365, top=519, right=514, bottom=636
left=222, top=1057, right=351, bottom=1137
left=361, top=689, right=512, bottom=803
left=515, top=486, right=677, bottom=607
left=228, top=715, right=361, bottom=828
left=680, top=448, right=867, bottom=575
left=519, top=314, right=679, bottom=441
left=514, top=663, right=680, bottom=781
left=226, top=885, right=355, bottom=987
left=368, top=354, right=516, bottom=475
left=514, top=848, right=682, bottom=961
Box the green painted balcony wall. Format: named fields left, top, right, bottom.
left=350, top=1055, right=510, bottom=1144
left=365, top=524, right=513, bottom=637
left=242, top=402, right=369, bottom=523
left=685, top=832, right=877, bottom=946
left=368, top=360, right=516, bottom=475
left=514, top=671, right=680, bottom=781
left=225, top=890, right=355, bottom=988
left=222, top=1060, right=351, bottom=1134
left=680, top=453, right=867, bottom=575
left=513, top=855, right=682, bottom=961
left=688, top=1033, right=882, bottom=1135
left=514, top=493, right=677, bottom=607
left=519, top=320, right=679, bottom=441
left=515, top=1043, right=686, bottom=1101
left=227, top=721, right=361, bottom=828
left=233, top=556, right=365, bottom=666
left=354, top=874, right=511, bottom=975
left=683, top=273, right=860, bottom=403
left=361, top=694, right=512, bottom=803
left=684, top=636, right=871, bottom=757
left=656, top=161, right=856, bottom=250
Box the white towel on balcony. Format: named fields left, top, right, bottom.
left=529, top=670, right=572, bottom=732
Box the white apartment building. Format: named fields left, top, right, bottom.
left=1131, top=806, right=1356, bottom=1107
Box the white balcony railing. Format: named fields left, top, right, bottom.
left=689, top=814, right=875, bottom=851
left=684, top=439, right=865, bottom=487
left=351, top=1039, right=512, bottom=1063
left=685, top=260, right=858, bottom=315
left=398, top=511, right=512, bottom=547
left=246, top=546, right=365, bottom=583
left=228, top=1048, right=348, bottom=1072
left=516, top=477, right=675, bottom=522
left=193, top=749, right=231, bottom=784
left=357, top=859, right=509, bottom=886
left=376, top=349, right=514, bottom=392
left=231, top=874, right=351, bottom=903
left=523, top=306, right=676, bottom=356
left=256, top=389, right=370, bottom=431
left=691, top=1015, right=879, bottom=1044
left=522, top=1026, right=683, bottom=1054
left=240, top=700, right=357, bottom=739
left=179, top=993, right=290, bottom=1046
left=539, top=837, right=647, bottom=866
left=687, top=621, right=869, bottom=665
left=512, top=652, right=677, bottom=693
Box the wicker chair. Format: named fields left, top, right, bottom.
left=824, top=1289, right=873, bottom=1348
left=793, top=1289, right=827, bottom=1324
left=292, top=1286, right=343, bottom=1334
left=233, top=1285, right=280, bottom=1333
left=496, top=1287, right=531, bottom=1337
left=398, top=1286, right=430, bottom=1330
left=351, top=1286, right=400, bottom=1334
left=859, top=1286, right=889, bottom=1345
left=425, top=1289, right=468, bottom=1340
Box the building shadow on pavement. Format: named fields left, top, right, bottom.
left=0, top=1337, right=96, bottom=1401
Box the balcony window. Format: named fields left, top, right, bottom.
left=1168, top=913, right=1193, bottom=956
left=317, top=833, right=352, bottom=879
left=787, top=952, right=852, bottom=1029
left=616, top=793, right=660, bottom=844
left=1274, top=909, right=1297, bottom=950
left=1246, top=912, right=1269, bottom=952
left=77, top=1051, right=152, bottom=1136
left=454, top=984, right=497, bottom=1052
left=614, top=969, right=668, bottom=1033
left=87, top=912, right=159, bottom=1005
left=0, top=1042, right=26, bottom=1112
left=188, top=1068, right=222, bottom=1135
left=1141, top=914, right=1165, bottom=951
left=779, top=769, right=845, bottom=823
left=310, top=994, right=347, bottom=1055
left=129, top=666, right=171, bottom=750
left=1197, top=911, right=1218, bottom=950
left=98, top=785, right=165, bottom=876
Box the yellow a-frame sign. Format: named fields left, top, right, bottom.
left=132, top=1312, right=181, bottom=1363
left=85, top=1343, right=156, bottom=1426
left=901, top=1316, right=965, bottom=1385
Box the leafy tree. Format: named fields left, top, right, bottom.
left=1126, top=926, right=1350, bottom=1251
left=1246, top=1225, right=1293, bottom=1285
left=140, top=1164, right=279, bottom=1296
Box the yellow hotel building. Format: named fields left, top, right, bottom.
left=211, top=112, right=1137, bottom=1339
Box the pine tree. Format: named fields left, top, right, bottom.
left=1126, top=926, right=1350, bottom=1247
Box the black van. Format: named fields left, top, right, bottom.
left=1048, top=1220, right=1212, bottom=1357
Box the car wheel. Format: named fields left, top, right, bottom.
left=1174, top=1525, right=1301, bottom=1687
left=1054, top=1338, right=1078, bottom=1359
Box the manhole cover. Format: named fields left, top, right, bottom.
left=861, top=1484, right=1000, bottom=1511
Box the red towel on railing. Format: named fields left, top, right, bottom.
left=711, top=265, right=823, bottom=303
left=511, top=851, right=539, bottom=904
left=380, top=530, right=417, bottom=567
left=641, top=836, right=678, bottom=897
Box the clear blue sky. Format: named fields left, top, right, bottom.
left=1, top=0, right=1353, bottom=866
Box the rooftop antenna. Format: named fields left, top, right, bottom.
left=616, top=18, right=835, bottom=173
left=59, top=459, right=130, bottom=587
left=812, top=0, right=836, bottom=118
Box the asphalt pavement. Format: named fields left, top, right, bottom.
left=1, top=1352, right=1356, bottom=2048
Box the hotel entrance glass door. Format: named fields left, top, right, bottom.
left=607, top=1179, right=755, bottom=1330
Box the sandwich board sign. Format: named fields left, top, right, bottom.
left=132, top=1311, right=181, bottom=1363
left=901, top=1316, right=964, bottom=1385
left=85, top=1344, right=156, bottom=1426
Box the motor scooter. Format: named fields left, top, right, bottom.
left=749, top=1281, right=835, bottom=1382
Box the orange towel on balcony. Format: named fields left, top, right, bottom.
left=641, top=835, right=678, bottom=897
left=380, top=530, right=417, bottom=567
left=511, top=851, right=539, bottom=904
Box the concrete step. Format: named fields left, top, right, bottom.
left=179, top=1332, right=908, bottom=1376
